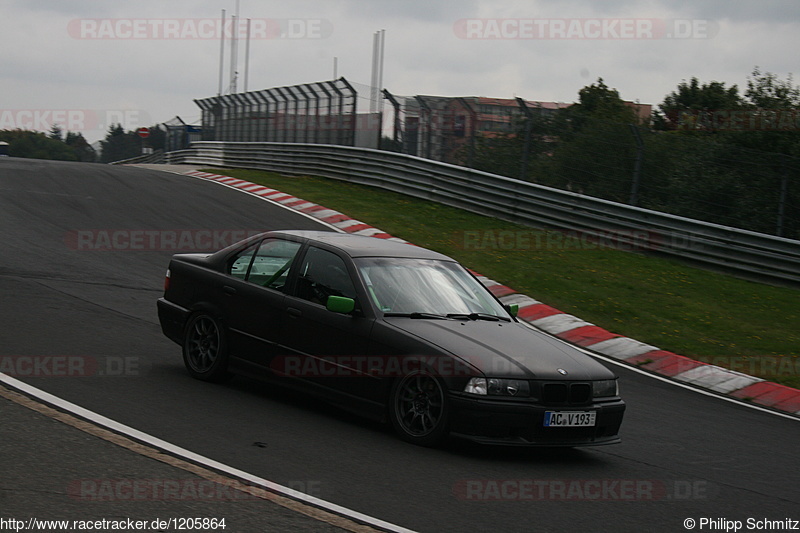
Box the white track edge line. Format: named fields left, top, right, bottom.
left=172, top=167, right=800, bottom=423
left=167, top=170, right=345, bottom=234
left=176, top=167, right=800, bottom=423
left=0, top=373, right=417, bottom=533
left=519, top=322, right=800, bottom=422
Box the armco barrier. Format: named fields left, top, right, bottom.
left=111, top=150, right=165, bottom=165
left=164, top=141, right=800, bottom=285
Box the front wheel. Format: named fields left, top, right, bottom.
left=182, top=314, right=230, bottom=382
left=389, top=369, right=450, bottom=447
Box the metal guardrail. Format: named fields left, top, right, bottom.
left=110, top=150, right=165, bottom=165
left=165, top=141, right=800, bottom=286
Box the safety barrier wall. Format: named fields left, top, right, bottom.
left=165, top=141, right=800, bottom=285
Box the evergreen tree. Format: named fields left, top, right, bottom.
left=49, top=124, right=64, bottom=141
left=65, top=131, right=97, bottom=162
left=0, top=129, right=77, bottom=160
left=99, top=124, right=141, bottom=163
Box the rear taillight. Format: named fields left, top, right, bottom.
left=164, top=268, right=171, bottom=292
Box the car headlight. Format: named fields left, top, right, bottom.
left=488, top=378, right=530, bottom=397
left=464, top=377, right=487, bottom=395
left=464, top=377, right=530, bottom=397
left=592, top=379, right=619, bottom=397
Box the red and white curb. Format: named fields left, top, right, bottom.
left=182, top=169, right=800, bottom=418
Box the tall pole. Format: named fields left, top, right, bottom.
left=244, top=18, right=251, bottom=92
left=370, top=32, right=379, bottom=113
left=376, top=30, right=385, bottom=148
left=218, top=9, right=225, bottom=95
left=370, top=30, right=386, bottom=114
left=230, top=0, right=240, bottom=93
left=229, top=15, right=237, bottom=92
left=378, top=30, right=385, bottom=96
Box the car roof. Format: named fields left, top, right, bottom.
left=270, top=230, right=456, bottom=261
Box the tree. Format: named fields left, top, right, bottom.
left=99, top=124, right=141, bottom=163
left=745, top=67, right=800, bottom=109
left=655, top=77, right=743, bottom=131
left=565, top=78, right=639, bottom=131
left=143, top=124, right=166, bottom=152
left=65, top=131, right=97, bottom=162
left=0, top=129, right=77, bottom=160
left=458, top=109, right=564, bottom=181
left=49, top=124, right=64, bottom=142
left=649, top=68, right=800, bottom=236
left=733, top=67, right=800, bottom=156
left=538, top=80, right=641, bottom=199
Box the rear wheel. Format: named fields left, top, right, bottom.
left=182, top=314, right=230, bottom=382
left=389, top=369, right=450, bottom=447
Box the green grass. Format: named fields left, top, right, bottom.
left=205, top=168, right=800, bottom=389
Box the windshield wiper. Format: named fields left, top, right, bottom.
left=383, top=312, right=450, bottom=320
left=446, top=312, right=510, bottom=322
left=383, top=312, right=510, bottom=321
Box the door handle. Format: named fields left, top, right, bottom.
left=223, top=286, right=237, bottom=295
left=287, top=307, right=302, bottom=318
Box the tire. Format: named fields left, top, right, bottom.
left=182, top=314, right=230, bottom=383
left=389, top=369, right=450, bottom=447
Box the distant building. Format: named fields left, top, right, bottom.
left=402, top=96, right=651, bottom=164
left=402, top=96, right=570, bottom=164
left=191, top=78, right=651, bottom=164
left=624, top=101, right=653, bottom=124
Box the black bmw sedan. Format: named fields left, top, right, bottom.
left=157, top=230, right=625, bottom=447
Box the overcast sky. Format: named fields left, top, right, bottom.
left=2, top=0, right=799, bottom=142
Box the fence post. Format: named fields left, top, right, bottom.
left=776, top=157, right=790, bottom=237
left=456, top=97, right=476, bottom=168
left=516, top=98, right=534, bottom=181
left=628, top=124, right=644, bottom=206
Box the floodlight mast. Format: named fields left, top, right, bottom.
left=218, top=9, right=225, bottom=96
left=370, top=30, right=386, bottom=113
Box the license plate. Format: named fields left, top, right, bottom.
left=543, top=411, right=596, bottom=427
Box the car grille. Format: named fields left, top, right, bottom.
left=540, top=382, right=592, bottom=405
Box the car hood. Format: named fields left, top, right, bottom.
left=384, top=318, right=616, bottom=381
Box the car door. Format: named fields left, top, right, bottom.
left=221, top=237, right=303, bottom=369
left=276, top=245, right=378, bottom=403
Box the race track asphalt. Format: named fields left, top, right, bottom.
left=1, top=158, right=798, bottom=533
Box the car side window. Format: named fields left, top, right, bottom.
left=294, top=246, right=357, bottom=306
left=228, top=238, right=301, bottom=292
left=229, top=244, right=257, bottom=280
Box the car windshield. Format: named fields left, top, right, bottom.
left=355, top=257, right=510, bottom=319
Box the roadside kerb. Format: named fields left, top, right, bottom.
left=176, top=169, right=800, bottom=418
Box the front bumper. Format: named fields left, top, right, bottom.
left=448, top=392, right=625, bottom=447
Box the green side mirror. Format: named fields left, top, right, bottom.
left=327, top=295, right=355, bottom=314
left=505, top=303, right=519, bottom=317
